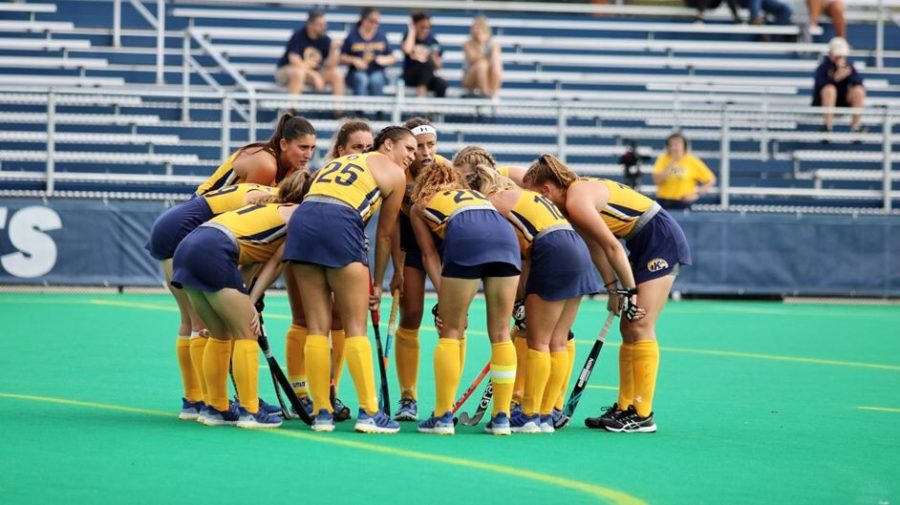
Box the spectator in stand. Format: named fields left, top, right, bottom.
left=651, top=133, right=716, bottom=211
left=686, top=0, right=742, bottom=23
left=341, top=7, right=396, bottom=96
left=275, top=11, right=344, bottom=97
left=461, top=16, right=503, bottom=99
left=807, top=0, right=846, bottom=38
left=737, top=0, right=792, bottom=27
left=813, top=36, right=866, bottom=133
left=401, top=11, right=447, bottom=98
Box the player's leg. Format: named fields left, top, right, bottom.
left=185, top=287, right=239, bottom=426
left=327, top=262, right=399, bottom=434
left=292, top=263, right=336, bottom=431
left=206, top=287, right=281, bottom=429
left=418, top=276, right=479, bottom=434
left=284, top=267, right=313, bottom=415
left=163, top=259, right=205, bottom=418
left=540, top=296, right=582, bottom=432
left=395, top=263, right=426, bottom=420
left=515, top=293, right=564, bottom=433
left=482, top=272, right=520, bottom=435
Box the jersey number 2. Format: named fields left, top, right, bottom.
left=317, top=161, right=364, bottom=186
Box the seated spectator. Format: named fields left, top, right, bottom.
left=737, top=0, right=792, bottom=27
left=401, top=11, right=447, bottom=98
left=686, top=0, right=742, bottom=23
left=652, top=133, right=716, bottom=210
left=275, top=11, right=344, bottom=97
left=461, top=16, right=503, bottom=98
left=807, top=0, right=846, bottom=38
left=813, top=37, right=866, bottom=133
left=340, top=7, right=396, bottom=96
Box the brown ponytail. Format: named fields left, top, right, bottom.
left=523, top=154, right=578, bottom=189
left=452, top=145, right=496, bottom=172
left=465, top=163, right=515, bottom=196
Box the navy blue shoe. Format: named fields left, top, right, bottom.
left=312, top=409, right=335, bottom=432
left=237, top=406, right=283, bottom=429
left=485, top=413, right=511, bottom=436
left=179, top=398, right=205, bottom=420
left=258, top=397, right=284, bottom=417
left=509, top=410, right=541, bottom=434
left=417, top=411, right=454, bottom=435
left=395, top=398, right=419, bottom=422
left=356, top=409, right=400, bottom=434
left=510, top=402, right=523, bottom=418
left=333, top=397, right=351, bottom=423
left=201, top=402, right=240, bottom=427
left=540, top=414, right=555, bottom=433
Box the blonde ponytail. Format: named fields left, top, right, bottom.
left=523, top=154, right=578, bottom=189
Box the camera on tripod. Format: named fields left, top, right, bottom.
left=619, top=139, right=652, bottom=189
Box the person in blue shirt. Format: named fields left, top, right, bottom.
left=401, top=11, right=447, bottom=98
left=340, top=8, right=396, bottom=96
left=275, top=11, right=344, bottom=97
left=812, top=36, right=866, bottom=133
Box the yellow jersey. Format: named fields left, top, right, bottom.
left=422, top=189, right=493, bottom=239
left=202, top=183, right=278, bottom=215
left=497, top=166, right=511, bottom=178
left=307, top=152, right=382, bottom=224
left=652, top=154, right=714, bottom=201
left=507, top=190, right=571, bottom=252
left=572, top=178, right=655, bottom=238
left=207, top=203, right=289, bottom=265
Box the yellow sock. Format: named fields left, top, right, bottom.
left=395, top=327, right=420, bottom=400
left=344, top=336, right=378, bottom=414
left=176, top=336, right=202, bottom=402
left=459, top=335, right=467, bottom=372
left=433, top=338, right=462, bottom=414
left=232, top=339, right=259, bottom=413
left=632, top=340, right=660, bottom=417
left=305, top=334, right=332, bottom=414
left=542, top=351, right=569, bottom=416
left=202, top=338, right=232, bottom=412
left=331, top=329, right=346, bottom=391
left=618, top=343, right=636, bottom=409
left=511, top=329, right=528, bottom=405
left=490, top=340, right=517, bottom=416
left=189, top=335, right=209, bottom=403
left=522, top=349, right=550, bottom=416
left=555, top=338, right=576, bottom=410
left=285, top=324, right=308, bottom=398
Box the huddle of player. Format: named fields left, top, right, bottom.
left=147, top=112, right=689, bottom=436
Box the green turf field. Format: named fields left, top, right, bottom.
left=0, top=293, right=898, bottom=505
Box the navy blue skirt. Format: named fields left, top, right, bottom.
left=527, top=229, right=602, bottom=301
left=626, top=209, right=691, bottom=284
left=146, top=198, right=214, bottom=261
left=171, top=226, right=245, bottom=293
left=441, top=209, right=521, bottom=278
left=284, top=201, right=368, bottom=268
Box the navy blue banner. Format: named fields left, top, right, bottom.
left=1, top=199, right=898, bottom=297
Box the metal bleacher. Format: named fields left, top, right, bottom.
left=0, top=0, right=898, bottom=212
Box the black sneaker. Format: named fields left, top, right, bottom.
left=584, top=402, right=626, bottom=430
left=333, top=397, right=352, bottom=423
left=602, top=405, right=657, bottom=433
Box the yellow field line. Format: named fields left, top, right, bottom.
left=0, top=392, right=647, bottom=505
left=856, top=406, right=900, bottom=413
left=83, top=299, right=900, bottom=373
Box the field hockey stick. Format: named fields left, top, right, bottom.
left=369, top=280, right=392, bottom=416
left=449, top=360, right=491, bottom=425
left=557, top=311, right=616, bottom=428
left=459, top=380, right=493, bottom=426
left=256, top=310, right=314, bottom=425
left=383, top=289, right=401, bottom=370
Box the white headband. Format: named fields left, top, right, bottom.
left=410, top=125, right=437, bottom=139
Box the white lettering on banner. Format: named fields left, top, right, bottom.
left=0, top=206, right=62, bottom=278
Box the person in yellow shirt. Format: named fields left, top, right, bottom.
left=170, top=171, right=312, bottom=429
left=524, top=154, right=692, bottom=434
left=283, top=118, right=374, bottom=423
left=283, top=126, right=414, bottom=434
left=651, top=133, right=715, bottom=210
